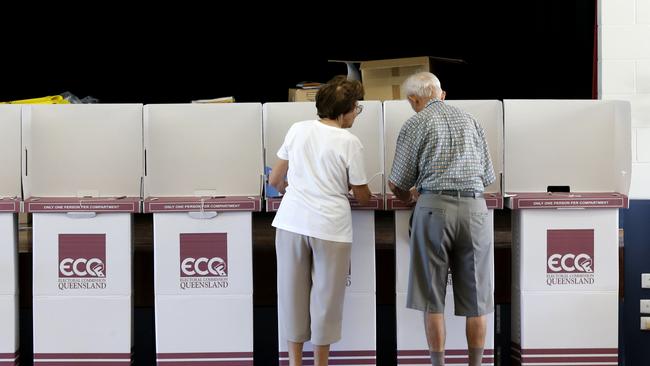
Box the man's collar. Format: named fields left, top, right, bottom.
left=425, top=98, right=442, bottom=108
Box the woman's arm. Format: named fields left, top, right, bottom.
left=350, top=184, right=371, bottom=205
left=269, top=159, right=289, bottom=194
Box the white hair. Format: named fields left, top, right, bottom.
left=402, top=72, right=442, bottom=98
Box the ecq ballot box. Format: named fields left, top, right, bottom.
left=263, top=101, right=383, bottom=365
left=0, top=105, right=21, bottom=366
left=504, top=100, right=630, bottom=366
left=144, top=103, right=263, bottom=365
left=384, top=100, right=503, bottom=365
left=23, top=104, right=143, bottom=365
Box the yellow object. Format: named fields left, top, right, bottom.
left=0, top=95, right=70, bottom=104
left=191, top=96, right=235, bottom=103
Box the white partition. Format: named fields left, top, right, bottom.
left=263, top=102, right=382, bottom=365
left=23, top=104, right=143, bottom=365
left=384, top=100, right=502, bottom=365
left=0, top=105, right=21, bottom=366
left=22, top=104, right=143, bottom=198
left=504, top=100, right=631, bottom=194
left=144, top=103, right=262, bottom=366
left=504, top=100, right=630, bottom=366
left=144, top=104, right=263, bottom=198
left=263, top=101, right=384, bottom=196
left=0, top=105, right=22, bottom=200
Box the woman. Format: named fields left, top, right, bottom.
left=269, top=75, right=371, bottom=366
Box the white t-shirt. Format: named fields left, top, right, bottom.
left=272, top=120, right=368, bottom=243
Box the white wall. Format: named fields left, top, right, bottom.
left=599, top=0, right=650, bottom=198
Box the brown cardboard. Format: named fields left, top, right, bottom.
left=360, top=56, right=465, bottom=101
left=288, top=88, right=319, bottom=102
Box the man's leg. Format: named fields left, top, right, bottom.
left=424, top=312, right=445, bottom=366
left=453, top=197, right=493, bottom=366
left=466, top=315, right=487, bottom=366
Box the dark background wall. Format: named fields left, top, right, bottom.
left=0, top=2, right=596, bottom=104
left=7, top=2, right=603, bottom=365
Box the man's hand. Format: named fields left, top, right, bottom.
left=409, top=187, right=420, bottom=203
left=388, top=181, right=412, bottom=203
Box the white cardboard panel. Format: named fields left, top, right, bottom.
left=262, top=101, right=384, bottom=194
left=32, top=213, right=132, bottom=297
left=513, top=209, right=619, bottom=292
left=0, top=105, right=21, bottom=198
left=395, top=210, right=495, bottom=293
left=396, top=293, right=495, bottom=359
left=155, top=294, right=253, bottom=352
left=278, top=292, right=376, bottom=353
left=0, top=295, right=18, bottom=354
left=516, top=291, right=618, bottom=349
left=144, top=104, right=263, bottom=197
left=33, top=295, right=131, bottom=353
left=383, top=100, right=503, bottom=194
left=153, top=212, right=252, bottom=295
left=22, top=104, right=143, bottom=198
left=504, top=100, right=631, bottom=194
left=348, top=211, right=376, bottom=293
left=0, top=214, right=17, bottom=295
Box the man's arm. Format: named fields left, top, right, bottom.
left=388, top=120, right=421, bottom=203
left=389, top=181, right=413, bottom=203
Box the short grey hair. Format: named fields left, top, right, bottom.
left=402, top=72, right=442, bottom=98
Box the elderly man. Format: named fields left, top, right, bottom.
left=389, top=72, right=495, bottom=366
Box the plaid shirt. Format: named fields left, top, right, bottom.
left=389, top=100, right=495, bottom=192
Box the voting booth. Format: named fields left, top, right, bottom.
left=384, top=100, right=503, bottom=365
left=263, top=101, right=383, bottom=365
left=0, top=105, right=21, bottom=366
left=23, top=104, right=143, bottom=365
left=505, top=100, right=630, bottom=366
left=143, top=104, right=263, bottom=365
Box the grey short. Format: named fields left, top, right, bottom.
left=275, top=229, right=351, bottom=345
left=406, top=193, right=494, bottom=316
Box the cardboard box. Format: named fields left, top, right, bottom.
left=504, top=100, right=629, bottom=365
left=0, top=212, right=18, bottom=363
left=394, top=210, right=495, bottom=365
left=288, top=88, right=319, bottom=102
left=397, top=293, right=495, bottom=366
left=155, top=294, right=253, bottom=363
left=0, top=295, right=18, bottom=364
left=279, top=293, right=377, bottom=365
left=23, top=104, right=142, bottom=364
left=33, top=296, right=131, bottom=357
left=0, top=105, right=21, bottom=200
left=153, top=212, right=253, bottom=296
left=32, top=213, right=132, bottom=297
left=277, top=211, right=377, bottom=365
left=361, top=56, right=465, bottom=101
